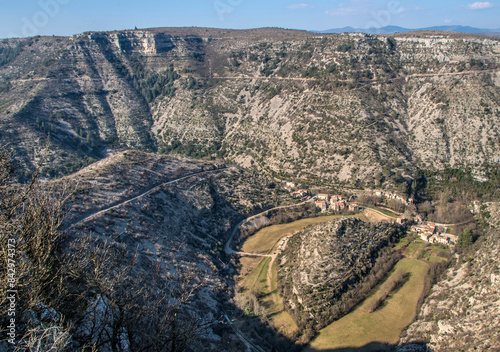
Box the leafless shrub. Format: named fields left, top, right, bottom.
left=0, top=147, right=214, bottom=351
left=16, top=325, right=72, bottom=352
left=62, top=233, right=215, bottom=352
left=357, top=194, right=382, bottom=207
left=0, top=146, right=75, bottom=333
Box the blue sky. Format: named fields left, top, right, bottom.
left=1, top=0, right=499, bottom=38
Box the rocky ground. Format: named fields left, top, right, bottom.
left=278, top=218, right=404, bottom=332
left=2, top=150, right=298, bottom=351
left=399, top=202, right=500, bottom=351
left=1, top=29, right=499, bottom=186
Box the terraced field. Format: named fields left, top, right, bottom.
left=236, top=209, right=452, bottom=347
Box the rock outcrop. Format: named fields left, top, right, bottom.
left=1, top=29, right=499, bottom=184
left=399, top=202, right=500, bottom=351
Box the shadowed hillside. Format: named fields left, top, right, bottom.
left=1, top=29, right=499, bottom=187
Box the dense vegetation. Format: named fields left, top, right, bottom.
left=127, top=61, right=180, bottom=103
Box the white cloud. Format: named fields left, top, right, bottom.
left=444, top=18, right=452, bottom=23
left=325, top=4, right=366, bottom=16
left=287, top=3, right=312, bottom=10
left=467, top=1, right=494, bottom=9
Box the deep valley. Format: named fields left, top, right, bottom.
left=1, top=27, right=500, bottom=352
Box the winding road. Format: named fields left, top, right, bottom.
left=222, top=198, right=317, bottom=351
left=222, top=194, right=475, bottom=350
left=65, top=166, right=229, bottom=231
left=224, top=197, right=318, bottom=299
left=223, top=197, right=316, bottom=256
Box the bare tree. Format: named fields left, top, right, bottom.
left=1, top=147, right=214, bottom=351
left=64, top=234, right=214, bottom=352
left=1, top=146, right=74, bottom=344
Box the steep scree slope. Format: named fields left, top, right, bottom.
left=1, top=29, right=499, bottom=183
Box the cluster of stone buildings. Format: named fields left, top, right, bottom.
left=285, top=182, right=310, bottom=198
left=285, top=182, right=462, bottom=246
left=411, top=222, right=459, bottom=246
left=372, top=190, right=413, bottom=206
left=315, top=194, right=359, bottom=213
left=284, top=182, right=360, bottom=213
left=291, top=189, right=309, bottom=198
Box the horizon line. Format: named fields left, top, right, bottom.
left=3, top=24, right=500, bottom=40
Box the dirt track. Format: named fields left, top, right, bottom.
left=362, top=208, right=396, bottom=223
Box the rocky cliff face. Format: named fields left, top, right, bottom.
left=399, top=202, right=500, bottom=351
left=1, top=28, right=499, bottom=183
left=3, top=28, right=500, bottom=350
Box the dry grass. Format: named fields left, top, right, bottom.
left=238, top=214, right=379, bottom=336
left=371, top=207, right=400, bottom=218
left=362, top=208, right=397, bottom=223
left=240, top=257, right=271, bottom=293
left=241, top=215, right=344, bottom=254
left=261, top=260, right=299, bottom=335
left=237, top=256, right=263, bottom=277
left=238, top=213, right=413, bottom=339
left=238, top=257, right=299, bottom=336
left=393, top=234, right=415, bottom=251
left=405, top=239, right=426, bottom=259
left=418, top=244, right=451, bottom=263
left=271, top=311, right=299, bottom=336
left=305, top=259, right=429, bottom=351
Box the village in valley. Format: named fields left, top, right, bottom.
left=284, top=181, right=459, bottom=247
left=285, top=182, right=359, bottom=212
left=410, top=222, right=459, bottom=246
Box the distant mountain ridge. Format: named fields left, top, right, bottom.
left=315, top=25, right=500, bottom=36
left=1, top=28, right=500, bottom=185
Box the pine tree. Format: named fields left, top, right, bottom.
left=458, top=228, right=473, bottom=248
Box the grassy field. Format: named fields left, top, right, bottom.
left=238, top=216, right=352, bottom=336
left=263, top=260, right=299, bottom=335
left=238, top=256, right=265, bottom=276
left=237, top=217, right=450, bottom=348
left=403, top=238, right=450, bottom=261
left=239, top=257, right=299, bottom=335
left=305, top=259, right=429, bottom=351
left=369, top=206, right=400, bottom=218
left=362, top=208, right=395, bottom=223
left=405, top=239, right=426, bottom=258
left=418, top=244, right=451, bottom=263
left=237, top=213, right=393, bottom=337
left=241, top=257, right=271, bottom=293
left=241, top=215, right=345, bottom=254
left=393, top=234, right=415, bottom=251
